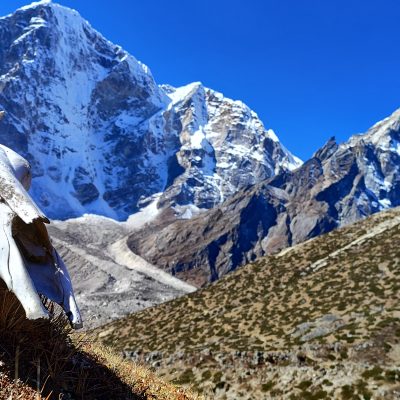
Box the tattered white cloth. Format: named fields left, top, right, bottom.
left=0, top=143, right=82, bottom=329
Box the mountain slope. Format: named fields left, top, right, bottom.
left=0, top=1, right=300, bottom=220
left=96, top=206, right=400, bottom=399
left=0, top=282, right=201, bottom=400
left=128, top=109, right=400, bottom=286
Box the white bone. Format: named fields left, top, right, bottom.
left=0, top=144, right=82, bottom=328
left=0, top=145, right=48, bottom=224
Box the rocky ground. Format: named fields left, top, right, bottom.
left=47, top=215, right=195, bottom=328
left=125, top=348, right=400, bottom=399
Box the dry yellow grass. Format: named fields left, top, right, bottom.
left=82, top=341, right=203, bottom=400
left=0, top=281, right=202, bottom=400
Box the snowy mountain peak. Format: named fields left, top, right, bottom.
left=157, top=83, right=302, bottom=211
left=10, top=0, right=161, bottom=96
left=0, top=2, right=301, bottom=220
left=16, top=0, right=53, bottom=12
left=344, top=108, right=400, bottom=156
left=363, top=108, right=400, bottom=147
left=165, top=82, right=204, bottom=106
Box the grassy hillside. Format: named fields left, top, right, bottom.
left=0, top=283, right=201, bottom=400
left=95, top=207, right=400, bottom=399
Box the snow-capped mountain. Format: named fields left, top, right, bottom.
left=342, top=108, right=400, bottom=213
left=158, top=82, right=301, bottom=212
left=0, top=1, right=301, bottom=220
left=128, top=108, right=400, bottom=286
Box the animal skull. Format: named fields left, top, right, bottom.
left=0, top=143, right=82, bottom=329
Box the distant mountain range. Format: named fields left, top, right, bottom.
left=0, top=0, right=300, bottom=221
left=1, top=1, right=400, bottom=299
left=129, top=109, right=400, bottom=286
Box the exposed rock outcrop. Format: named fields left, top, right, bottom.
left=128, top=109, right=400, bottom=286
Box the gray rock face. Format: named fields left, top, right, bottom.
left=158, top=83, right=301, bottom=211
left=0, top=2, right=300, bottom=221
left=128, top=109, right=400, bottom=286
left=0, top=2, right=171, bottom=220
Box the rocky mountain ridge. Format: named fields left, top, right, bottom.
left=0, top=0, right=300, bottom=221
left=128, top=108, right=400, bottom=286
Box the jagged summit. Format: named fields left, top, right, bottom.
left=0, top=2, right=301, bottom=220
left=1, top=0, right=53, bottom=16
left=18, top=0, right=53, bottom=9
left=313, top=136, right=338, bottom=161
left=347, top=108, right=400, bottom=149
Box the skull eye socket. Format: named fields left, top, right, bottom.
left=12, top=216, right=52, bottom=263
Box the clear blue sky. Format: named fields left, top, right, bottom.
left=1, top=1, right=399, bottom=160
